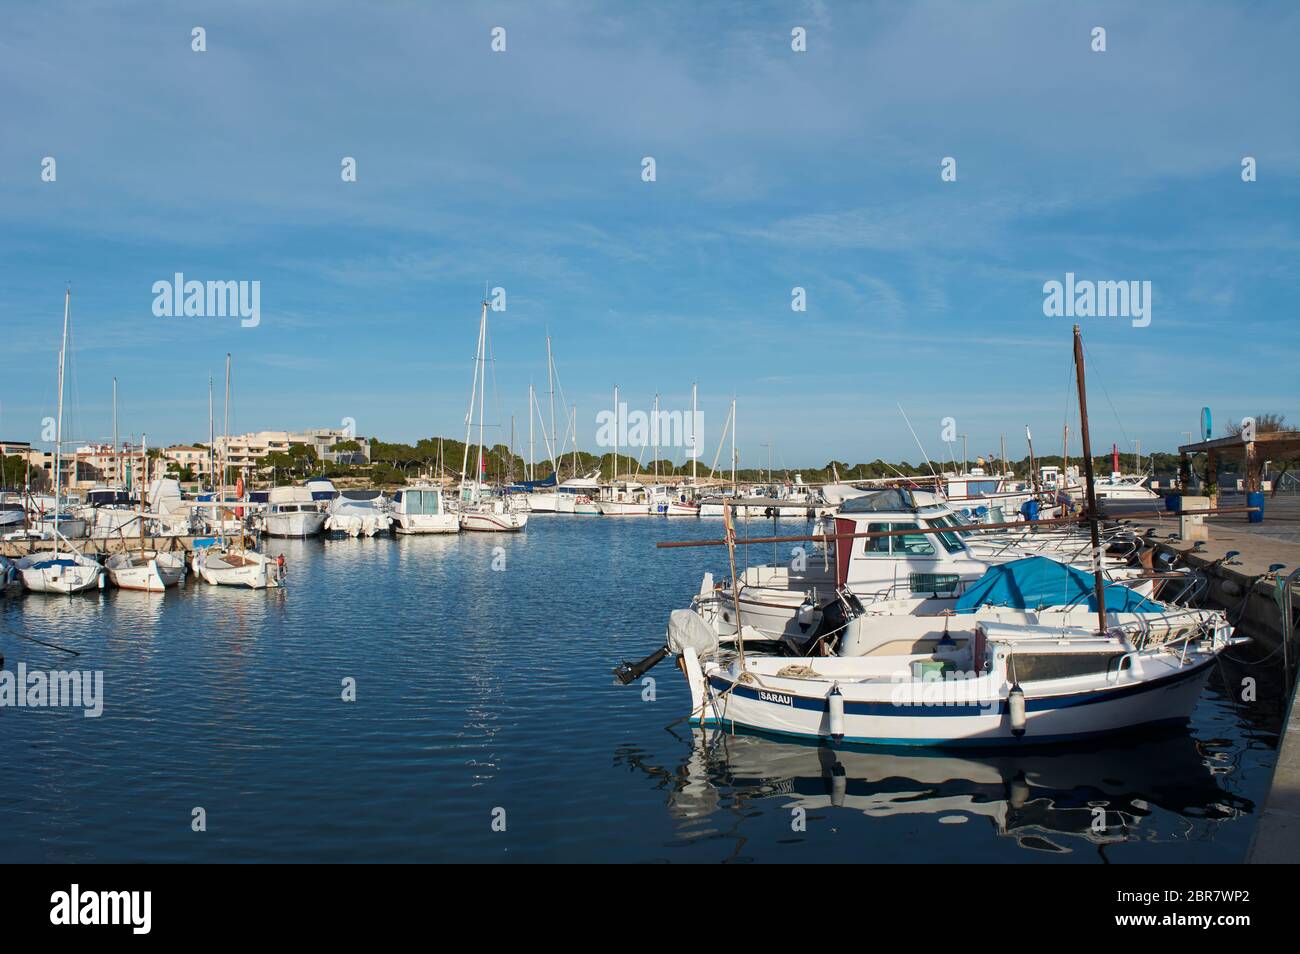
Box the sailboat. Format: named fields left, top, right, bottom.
left=18, top=287, right=104, bottom=594
left=105, top=434, right=186, bottom=591
left=196, top=354, right=284, bottom=588
left=456, top=298, right=527, bottom=532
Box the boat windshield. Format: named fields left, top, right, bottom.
left=406, top=490, right=442, bottom=515
left=925, top=517, right=968, bottom=553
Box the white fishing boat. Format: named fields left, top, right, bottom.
left=196, top=545, right=283, bottom=588
left=597, top=481, right=651, bottom=515
left=20, top=288, right=103, bottom=595
left=629, top=325, right=1238, bottom=749
left=259, top=485, right=327, bottom=538
left=667, top=609, right=1236, bottom=748
left=665, top=494, right=701, bottom=516
left=391, top=484, right=459, bottom=534
left=106, top=550, right=186, bottom=591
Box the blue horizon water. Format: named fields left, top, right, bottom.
left=0, top=517, right=1281, bottom=863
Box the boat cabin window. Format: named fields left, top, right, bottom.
left=862, top=522, right=935, bottom=556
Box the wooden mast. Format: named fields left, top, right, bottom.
left=1072, top=325, right=1108, bottom=634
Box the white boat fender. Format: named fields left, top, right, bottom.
left=828, top=683, right=845, bottom=740
left=1008, top=683, right=1026, bottom=737
left=98, top=570, right=107, bottom=590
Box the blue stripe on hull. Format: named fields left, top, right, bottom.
left=691, top=716, right=1192, bottom=749
left=707, top=657, right=1211, bottom=718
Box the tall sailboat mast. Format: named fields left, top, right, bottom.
left=221, top=353, right=231, bottom=546
left=476, top=299, right=487, bottom=500
left=207, top=372, right=214, bottom=492
left=612, top=384, right=619, bottom=485
left=528, top=383, right=535, bottom=483
left=691, top=382, right=698, bottom=485
left=460, top=300, right=486, bottom=489
left=547, top=334, right=556, bottom=479
left=52, top=287, right=71, bottom=560
left=112, top=377, right=119, bottom=487
left=652, top=393, right=660, bottom=481
left=730, top=397, right=737, bottom=487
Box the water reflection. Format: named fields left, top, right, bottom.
left=640, top=727, right=1255, bottom=857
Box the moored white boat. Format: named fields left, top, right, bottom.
left=105, top=550, right=186, bottom=591
left=18, top=551, right=104, bottom=594
left=20, top=288, right=102, bottom=595
left=325, top=492, right=393, bottom=537
left=662, top=606, right=1238, bottom=748
left=259, top=486, right=327, bottom=538
left=196, top=546, right=283, bottom=588
left=391, top=485, right=459, bottom=534
left=458, top=499, right=528, bottom=532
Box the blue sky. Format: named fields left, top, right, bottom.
left=2, top=0, right=1297, bottom=469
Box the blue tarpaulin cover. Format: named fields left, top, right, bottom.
left=509, top=472, right=558, bottom=491
left=954, top=556, right=1164, bottom=614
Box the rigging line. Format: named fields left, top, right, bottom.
left=1080, top=337, right=1131, bottom=455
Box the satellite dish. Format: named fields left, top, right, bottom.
left=1201, top=407, right=1213, bottom=442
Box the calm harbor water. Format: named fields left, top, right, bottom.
left=0, top=516, right=1283, bottom=863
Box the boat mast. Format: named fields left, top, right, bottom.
left=476, top=299, right=487, bottom=502
left=207, top=372, right=214, bottom=492
left=1072, top=325, right=1108, bottom=634
left=112, top=376, right=119, bottom=488
left=547, top=334, right=556, bottom=480
left=613, top=384, right=619, bottom=487
left=571, top=404, right=577, bottom=478
left=139, top=432, right=147, bottom=557
left=52, top=286, right=70, bottom=561
left=652, top=393, right=659, bottom=482
left=221, top=353, right=231, bottom=547
left=730, top=397, right=736, bottom=488
left=1063, top=424, right=1070, bottom=483
left=691, top=382, right=698, bottom=485
left=1026, top=425, right=1039, bottom=497
left=528, top=383, right=535, bottom=483
left=460, top=300, right=486, bottom=492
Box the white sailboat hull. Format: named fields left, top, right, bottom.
left=198, top=550, right=282, bottom=588
left=458, top=510, right=528, bottom=532
left=106, top=552, right=186, bottom=591
left=18, top=555, right=104, bottom=594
